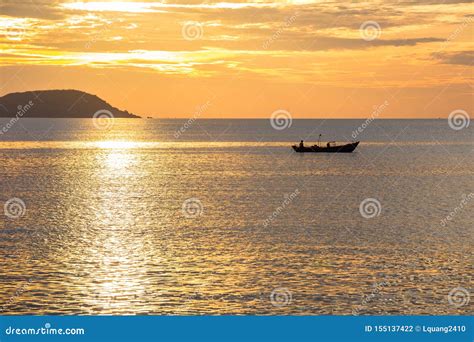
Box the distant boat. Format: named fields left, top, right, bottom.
left=292, top=141, right=359, bottom=153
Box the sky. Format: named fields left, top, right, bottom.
left=0, top=0, right=472, bottom=118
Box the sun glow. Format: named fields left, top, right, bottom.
left=2, top=0, right=472, bottom=118
left=94, top=141, right=143, bottom=149
left=62, top=2, right=163, bottom=13
left=62, top=0, right=283, bottom=12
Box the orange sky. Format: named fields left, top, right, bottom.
left=0, top=0, right=472, bottom=118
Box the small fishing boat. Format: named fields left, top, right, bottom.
left=292, top=141, right=359, bottom=153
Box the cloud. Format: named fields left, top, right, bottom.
left=0, top=0, right=468, bottom=75
left=0, top=0, right=66, bottom=19
left=398, top=0, right=472, bottom=4
left=433, top=51, right=474, bottom=66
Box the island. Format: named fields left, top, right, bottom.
left=0, top=89, right=140, bottom=118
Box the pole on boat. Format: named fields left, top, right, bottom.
left=318, top=134, right=322, bottom=147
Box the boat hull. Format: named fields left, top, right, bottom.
left=292, top=141, right=359, bottom=153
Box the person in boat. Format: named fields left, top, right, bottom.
left=327, top=142, right=331, bottom=148
left=299, top=140, right=304, bottom=148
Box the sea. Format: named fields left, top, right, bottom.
left=0, top=118, right=472, bottom=315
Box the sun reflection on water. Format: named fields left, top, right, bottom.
left=81, top=141, right=150, bottom=313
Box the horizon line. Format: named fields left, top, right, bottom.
left=141, top=117, right=450, bottom=120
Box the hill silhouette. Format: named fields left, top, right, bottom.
left=0, top=90, right=140, bottom=118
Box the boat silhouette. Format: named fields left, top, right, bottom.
left=292, top=141, right=359, bottom=153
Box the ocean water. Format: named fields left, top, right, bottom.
left=0, top=119, right=472, bottom=315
